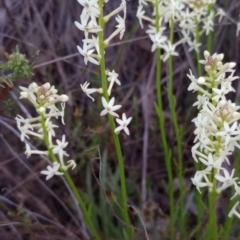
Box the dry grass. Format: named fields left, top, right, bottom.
left=0, top=0, right=240, bottom=239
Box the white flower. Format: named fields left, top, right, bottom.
left=136, top=5, right=145, bottom=29
left=193, top=95, right=209, bottom=109
left=146, top=25, right=157, bottom=35
left=107, top=70, right=121, bottom=85
left=187, top=39, right=201, bottom=53
left=53, top=135, right=69, bottom=155
left=212, top=85, right=229, bottom=102
left=191, top=168, right=212, bottom=193
left=77, top=0, right=100, bottom=23
left=80, top=81, right=103, bottom=101
left=179, top=7, right=196, bottom=27
left=216, top=169, right=238, bottom=193
left=163, top=0, right=185, bottom=22
left=115, top=15, right=125, bottom=40
left=19, top=83, right=38, bottom=107
left=16, top=115, right=43, bottom=141
left=74, top=19, right=102, bottom=39
left=83, top=35, right=100, bottom=54
left=52, top=135, right=70, bottom=168
left=100, top=97, right=122, bottom=117
left=77, top=44, right=100, bottom=65
left=114, top=113, right=132, bottom=135
left=40, top=162, right=64, bottom=180
left=149, top=29, right=167, bottom=52
left=202, top=11, right=214, bottom=35
left=215, top=122, right=240, bottom=146
left=199, top=153, right=223, bottom=169
left=187, top=69, right=207, bottom=93
left=161, top=41, right=179, bottom=62
left=106, top=70, right=121, bottom=96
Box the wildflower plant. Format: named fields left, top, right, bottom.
left=15, top=82, right=100, bottom=240
left=189, top=51, right=240, bottom=238
left=75, top=0, right=134, bottom=239
left=16, top=82, right=76, bottom=177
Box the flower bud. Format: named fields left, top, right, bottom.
left=229, top=62, right=236, bottom=69
left=60, top=95, right=69, bottom=102
left=48, top=97, right=54, bottom=102
left=38, top=107, right=46, bottom=113
left=44, top=82, right=51, bottom=90
left=204, top=50, right=210, bottom=58
left=218, top=53, right=224, bottom=61
left=198, top=77, right=205, bottom=84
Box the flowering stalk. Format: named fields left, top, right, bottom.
left=189, top=51, right=240, bottom=239
left=167, top=17, right=186, bottom=237
left=137, top=0, right=188, bottom=236
left=16, top=82, right=100, bottom=240
left=153, top=0, right=175, bottom=237
left=154, top=0, right=169, bottom=174
left=40, top=113, right=100, bottom=240
left=97, top=1, right=133, bottom=239
left=75, top=0, right=133, bottom=238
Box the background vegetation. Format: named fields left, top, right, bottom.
left=0, top=0, right=240, bottom=239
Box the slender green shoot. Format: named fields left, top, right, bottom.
left=98, top=0, right=134, bottom=239
left=40, top=113, right=101, bottom=240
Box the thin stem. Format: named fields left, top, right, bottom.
left=195, top=19, right=202, bottom=77
left=168, top=18, right=184, bottom=238
left=168, top=19, right=182, bottom=165
left=207, top=170, right=218, bottom=240
left=98, top=1, right=133, bottom=239
left=40, top=113, right=100, bottom=240
left=194, top=20, right=205, bottom=236
left=154, top=1, right=174, bottom=237
left=155, top=0, right=168, bottom=166
left=207, top=5, right=213, bottom=53
left=206, top=93, right=220, bottom=240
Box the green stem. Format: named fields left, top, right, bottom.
left=195, top=19, right=202, bottom=77
left=98, top=1, right=133, bottom=239
left=168, top=19, right=182, bottom=165
left=206, top=92, right=220, bottom=240
left=167, top=18, right=184, bottom=237
left=155, top=0, right=169, bottom=166
left=194, top=20, right=205, bottom=236
left=154, top=1, right=174, bottom=238
left=207, top=170, right=218, bottom=240
left=207, top=5, right=213, bottom=53
left=40, top=113, right=100, bottom=240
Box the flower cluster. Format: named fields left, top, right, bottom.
left=75, top=0, right=132, bottom=135
left=137, top=0, right=224, bottom=55
left=16, top=82, right=76, bottom=180
left=188, top=51, right=240, bottom=219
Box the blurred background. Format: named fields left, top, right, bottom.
left=0, top=0, right=240, bottom=239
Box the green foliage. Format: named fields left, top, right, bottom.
left=0, top=46, right=38, bottom=87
